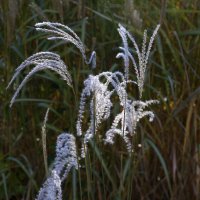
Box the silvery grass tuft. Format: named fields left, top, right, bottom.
left=36, top=133, right=77, bottom=200
left=8, top=21, right=159, bottom=199
left=7, top=52, right=72, bottom=107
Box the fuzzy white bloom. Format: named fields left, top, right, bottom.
left=104, top=99, right=159, bottom=152
left=102, top=24, right=160, bottom=152
left=76, top=73, right=112, bottom=137
left=36, top=133, right=78, bottom=200
left=53, top=133, right=78, bottom=181
left=35, top=22, right=96, bottom=68
left=7, top=52, right=72, bottom=107
left=36, top=170, right=62, bottom=200
left=76, top=73, right=113, bottom=157
left=117, top=24, right=160, bottom=98
left=76, top=62, right=159, bottom=155
left=76, top=71, right=135, bottom=157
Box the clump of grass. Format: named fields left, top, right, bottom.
left=2, top=1, right=200, bottom=199
left=7, top=21, right=159, bottom=199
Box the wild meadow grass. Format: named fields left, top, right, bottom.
left=0, top=0, right=200, bottom=199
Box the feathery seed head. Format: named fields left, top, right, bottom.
left=54, top=133, right=78, bottom=181
left=36, top=170, right=62, bottom=200
left=7, top=52, right=72, bottom=107
left=35, top=22, right=96, bottom=69
left=117, top=24, right=160, bottom=98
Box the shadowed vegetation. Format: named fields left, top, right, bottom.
left=0, top=0, right=200, bottom=199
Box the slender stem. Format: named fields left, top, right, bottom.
left=77, top=153, right=83, bottom=200
left=41, top=108, right=49, bottom=178
left=72, top=86, right=78, bottom=109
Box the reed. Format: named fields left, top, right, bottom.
left=8, top=22, right=159, bottom=199
left=1, top=1, right=200, bottom=199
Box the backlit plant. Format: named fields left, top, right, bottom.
left=7, top=22, right=159, bottom=199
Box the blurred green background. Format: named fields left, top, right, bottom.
left=0, top=0, right=200, bottom=199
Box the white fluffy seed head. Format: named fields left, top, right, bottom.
left=104, top=99, right=159, bottom=152
left=35, top=22, right=96, bottom=68
left=117, top=24, right=160, bottom=98
left=7, top=52, right=72, bottom=107
left=36, top=170, right=62, bottom=200
left=53, top=133, right=78, bottom=181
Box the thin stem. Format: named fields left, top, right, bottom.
left=41, top=108, right=50, bottom=178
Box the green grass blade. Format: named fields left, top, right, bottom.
left=145, top=138, right=172, bottom=195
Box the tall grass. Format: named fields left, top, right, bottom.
left=0, top=0, right=200, bottom=199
